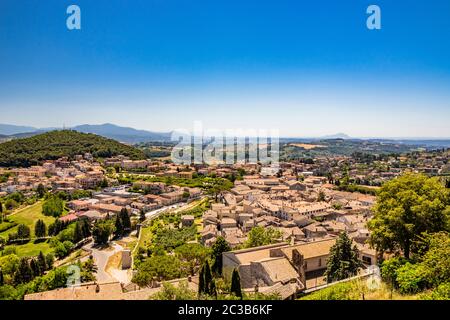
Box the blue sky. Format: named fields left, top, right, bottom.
left=0, top=0, right=449, bottom=137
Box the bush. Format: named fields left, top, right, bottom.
left=380, top=257, right=407, bottom=286
left=396, top=263, right=428, bottom=294
left=299, top=281, right=363, bottom=300
left=421, top=282, right=450, bottom=300
left=42, top=196, right=64, bottom=217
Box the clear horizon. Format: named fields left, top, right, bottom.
left=1, top=1, right=450, bottom=138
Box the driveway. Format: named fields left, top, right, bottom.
left=83, top=241, right=123, bottom=283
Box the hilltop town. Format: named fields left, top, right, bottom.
left=0, top=132, right=449, bottom=300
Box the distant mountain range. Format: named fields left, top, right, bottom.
left=0, top=124, right=38, bottom=135
left=0, top=123, right=172, bottom=144
left=1, top=123, right=449, bottom=148
left=70, top=123, right=172, bottom=143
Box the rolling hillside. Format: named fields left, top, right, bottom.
left=0, top=130, right=146, bottom=167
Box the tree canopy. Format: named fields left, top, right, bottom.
left=244, top=226, right=282, bottom=248
left=0, top=130, right=145, bottom=167
left=325, top=232, right=362, bottom=283
left=368, top=173, right=450, bottom=258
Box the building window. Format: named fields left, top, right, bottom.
left=362, top=256, right=372, bottom=265
left=318, top=258, right=322, bottom=267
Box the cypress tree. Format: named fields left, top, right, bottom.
left=139, top=209, right=146, bottom=222
left=230, top=269, right=242, bottom=299
left=17, top=224, right=31, bottom=239
left=211, top=237, right=230, bottom=276
left=325, top=232, right=362, bottom=283
left=36, top=183, right=45, bottom=198
left=37, top=251, right=47, bottom=273
left=29, top=258, right=40, bottom=278
left=120, top=208, right=131, bottom=231
left=81, top=219, right=91, bottom=238
left=198, top=264, right=205, bottom=296
left=34, top=219, right=47, bottom=238
left=73, top=221, right=83, bottom=243
left=14, top=258, right=33, bottom=284
left=0, top=267, right=4, bottom=286
left=114, top=215, right=124, bottom=237
left=210, top=279, right=217, bottom=299
left=204, top=260, right=213, bottom=295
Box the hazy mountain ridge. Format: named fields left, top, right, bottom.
left=1, top=124, right=449, bottom=148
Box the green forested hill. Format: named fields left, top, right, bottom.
left=0, top=130, right=145, bottom=167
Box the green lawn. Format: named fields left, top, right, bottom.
left=0, top=201, right=55, bottom=239
left=4, top=240, right=53, bottom=258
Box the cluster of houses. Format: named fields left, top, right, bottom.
left=62, top=183, right=202, bottom=224
left=0, top=154, right=105, bottom=197
left=200, top=172, right=375, bottom=249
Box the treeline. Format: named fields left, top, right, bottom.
left=0, top=130, right=145, bottom=167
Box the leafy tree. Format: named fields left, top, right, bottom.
left=0, top=200, right=3, bottom=213
left=421, top=282, right=450, bottom=300
left=230, top=269, right=242, bottom=299
left=48, top=219, right=68, bottom=236
left=317, top=190, right=326, bottom=202
left=395, top=262, right=428, bottom=294
left=100, top=178, right=109, bottom=188
left=244, top=226, right=282, bottom=248
left=45, top=254, right=54, bottom=269
left=211, top=236, right=230, bottom=276
left=34, top=219, right=47, bottom=238
left=175, top=243, right=209, bottom=275
left=4, top=199, right=18, bottom=211
left=0, top=267, right=3, bottom=286
left=17, top=224, right=31, bottom=239
left=0, top=254, right=20, bottom=276
left=151, top=281, right=197, bottom=300
left=80, top=257, right=97, bottom=282
left=416, top=231, right=450, bottom=287
left=325, top=232, right=362, bottom=283
left=42, top=196, right=64, bottom=217
left=53, top=240, right=74, bottom=259
left=368, top=173, right=450, bottom=258
left=92, top=219, right=115, bottom=245
left=380, top=256, right=407, bottom=286
left=132, top=254, right=183, bottom=286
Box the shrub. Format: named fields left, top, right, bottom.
left=396, top=263, right=428, bottom=294
left=421, top=282, right=450, bottom=300
left=380, top=257, right=407, bottom=286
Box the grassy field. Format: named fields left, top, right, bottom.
left=0, top=202, right=56, bottom=258
left=4, top=240, right=53, bottom=258
left=0, top=201, right=55, bottom=239
left=299, top=279, right=420, bottom=300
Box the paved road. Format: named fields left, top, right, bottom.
left=83, top=241, right=123, bottom=283
left=144, top=202, right=186, bottom=219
